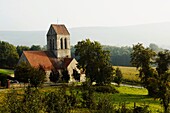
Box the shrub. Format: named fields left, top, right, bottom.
left=62, top=69, right=70, bottom=83
left=72, top=69, right=80, bottom=81
left=49, top=70, right=60, bottom=83
left=93, top=85, right=119, bottom=94
left=15, top=62, right=46, bottom=87
left=0, top=73, right=8, bottom=87
left=45, top=85, right=71, bottom=113
left=2, top=86, right=46, bottom=113
left=114, top=67, right=123, bottom=86
left=96, top=96, right=114, bottom=113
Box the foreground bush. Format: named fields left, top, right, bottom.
left=93, top=85, right=119, bottom=94
left=1, top=85, right=151, bottom=113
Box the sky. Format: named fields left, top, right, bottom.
left=1, top=0, right=170, bottom=31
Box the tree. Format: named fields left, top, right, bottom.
left=131, top=43, right=156, bottom=96
left=49, top=70, right=60, bottom=83
left=62, top=69, right=70, bottom=83
left=15, top=62, right=46, bottom=87
left=0, top=41, right=19, bottom=68
left=114, top=67, right=123, bottom=86
left=15, top=62, right=32, bottom=83
left=29, top=65, right=46, bottom=87
left=72, top=69, right=80, bottom=81
left=131, top=44, right=170, bottom=113
left=155, top=50, right=170, bottom=113
left=75, top=39, right=113, bottom=85
left=30, top=45, right=41, bottom=50
left=16, top=45, right=30, bottom=57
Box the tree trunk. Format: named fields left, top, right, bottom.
left=163, top=97, right=169, bottom=113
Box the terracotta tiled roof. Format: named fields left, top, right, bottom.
left=52, top=24, right=70, bottom=35
left=23, top=51, right=54, bottom=70
left=23, top=51, right=73, bottom=71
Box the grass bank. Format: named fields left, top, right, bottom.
left=0, top=69, right=14, bottom=75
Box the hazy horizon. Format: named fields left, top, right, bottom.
left=1, top=0, right=170, bottom=30
left=1, top=22, right=170, bottom=50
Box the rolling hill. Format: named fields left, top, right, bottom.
left=0, top=22, right=170, bottom=49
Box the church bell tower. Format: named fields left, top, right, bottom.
left=46, top=24, right=71, bottom=58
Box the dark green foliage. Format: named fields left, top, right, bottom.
left=45, top=86, right=71, bottom=113
left=15, top=62, right=46, bottom=87
left=22, top=87, right=46, bottom=112
left=30, top=45, right=42, bottom=50
left=131, top=44, right=170, bottom=113
left=103, top=45, right=132, bottom=66
left=114, top=67, right=123, bottom=86
left=72, top=43, right=163, bottom=66
left=16, top=45, right=30, bottom=57
left=93, top=85, right=119, bottom=94
left=75, top=39, right=113, bottom=85
left=131, top=43, right=156, bottom=96
left=72, top=69, right=80, bottom=81
left=2, top=87, right=46, bottom=113
left=49, top=70, right=60, bottom=83
left=0, top=73, right=9, bottom=86
left=81, top=79, right=96, bottom=109
left=133, top=106, right=150, bottom=113
left=15, top=62, right=32, bottom=83
left=96, top=97, right=114, bottom=113
left=2, top=90, right=22, bottom=112
left=0, top=40, right=19, bottom=68
left=62, top=69, right=70, bottom=83
left=29, top=65, right=46, bottom=87
left=155, top=50, right=170, bottom=113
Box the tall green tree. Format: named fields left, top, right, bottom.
left=75, top=39, right=113, bottom=85
left=131, top=43, right=156, bottom=96
left=155, top=50, right=170, bottom=113
left=16, top=45, right=30, bottom=57
left=0, top=41, right=19, bottom=68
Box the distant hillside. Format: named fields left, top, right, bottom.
left=0, top=31, right=46, bottom=47
left=0, top=22, right=170, bottom=49
left=69, top=22, right=170, bottom=49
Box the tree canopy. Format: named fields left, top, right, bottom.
left=15, top=62, right=46, bottom=87
left=0, top=40, right=19, bottom=68
left=16, top=45, right=30, bottom=57
left=131, top=43, right=170, bottom=113
left=75, top=39, right=113, bottom=85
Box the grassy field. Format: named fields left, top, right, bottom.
left=94, top=86, right=163, bottom=113
left=0, top=69, right=14, bottom=75
left=113, top=66, right=141, bottom=84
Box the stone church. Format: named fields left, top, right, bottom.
left=18, top=24, right=84, bottom=82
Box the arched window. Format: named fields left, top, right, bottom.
left=60, top=38, right=63, bottom=49
left=65, top=38, right=67, bottom=49
left=52, top=39, right=55, bottom=49
left=50, top=39, right=52, bottom=50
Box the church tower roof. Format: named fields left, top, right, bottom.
left=49, top=24, right=70, bottom=35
